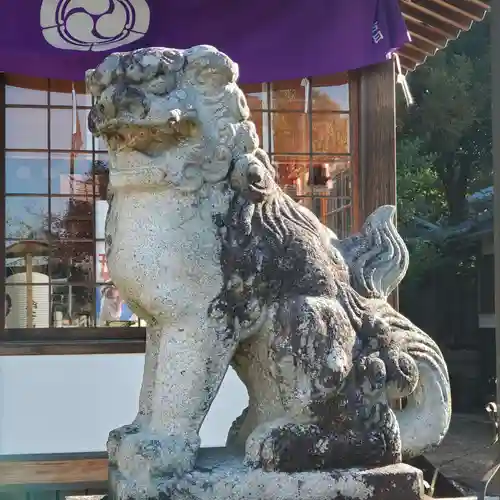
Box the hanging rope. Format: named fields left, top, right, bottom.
left=394, top=53, right=414, bottom=107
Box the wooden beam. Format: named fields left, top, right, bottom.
left=401, top=0, right=472, bottom=30
left=0, top=327, right=146, bottom=355
left=0, top=453, right=108, bottom=487
left=404, top=17, right=450, bottom=48
left=423, top=0, right=485, bottom=22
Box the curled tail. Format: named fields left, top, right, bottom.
left=392, top=321, right=452, bottom=458
left=339, top=205, right=408, bottom=299
left=339, top=205, right=451, bottom=457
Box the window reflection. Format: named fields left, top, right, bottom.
left=51, top=155, right=92, bottom=194
left=242, top=83, right=266, bottom=110
left=6, top=108, right=48, bottom=150
left=5, top=83, right=48, bottom=105
left=51, top=197, right=94, bottom=239
left=5, top=240, right=49, bottom=279
left=272, top=113, right=310, bottom=154
left=312, top=113, right=350, bottom=153
left=5, top=284, right=50, bottom=329
left=3, top=79, right=140, bottom=329
left=243, top=75, right=354, bottom=239
left=271, top=80, right=306, bottom=111
left=3, top=73, right=354, bottom=329
left=6, top=197, right=49, bottom=239
left=96, top=284, right=145, bottom=327
left=51, top=284, right=94, bottom=327
left=50, top=240, right=94, bottom=282
left=6, top=153, right=48, bottom=194
left=311, top=74, right=350, bottom=112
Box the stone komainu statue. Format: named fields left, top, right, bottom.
left=87, top=45, right=451, bottom=485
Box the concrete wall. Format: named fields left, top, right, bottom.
left=0, top=355, right=247, bottom=454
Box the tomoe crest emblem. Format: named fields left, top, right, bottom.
left=40, top=0, right=150, bottom=52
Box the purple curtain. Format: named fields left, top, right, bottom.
left=0, top=0, right=409, bottom=82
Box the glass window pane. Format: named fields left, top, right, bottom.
left=6, top=85, right=48, bottom=105
left=272, top=155, right=352, bottom=197
left=6, top=240, right=50, bottom=280
left=50, top=108, right=93, bottom=151
left=51, top=284, right=94, bottom=327
left=5, top=284, right=50, bottom=329
left=6, top=196, right=49, bottom=239
left=247, top=110, right=264, bottom=149
left=311, top=74, right=349, bottom=112
left=50, top=240, right=94, bottom=282
left=6, top=108, right=48, bottom=150
left=312, top=113, right=350, bottom=154
left=50, top=154, right=94, bottom=195
left=5, top=152, right=49, bottom=194
left=94, top=157, right=110, bottom=200
left=272, top=112, right=310, bottom=154
left=96, top=239, right=109, bottom=283
left=96, top=284, right=143, bottom=327
left=242, top=83, right=267, bottom=110
left=51, top=197, right=94, bottom=239
left=51, top=88, right=92, bottom=107
left=294, top=156, right=352, bottom=237
left=271, top=80, right=306, bottom=111
left=272, top=155, right=310, bottom=197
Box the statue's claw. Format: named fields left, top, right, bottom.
left=116, top=431, right=200, bottom=484
left=107, top=421, right=143, bottom=465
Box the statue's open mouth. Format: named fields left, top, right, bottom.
left=98, top=117, right=199, bottom=155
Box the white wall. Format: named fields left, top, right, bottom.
left=0, top=355, right=247, bottom=454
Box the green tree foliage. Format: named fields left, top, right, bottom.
left=397, top=20, right=491, bottom=357
left=397, top=19, right=491, bottom=226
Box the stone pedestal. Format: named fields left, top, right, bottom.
left=109, top=448, right=424, bottom=500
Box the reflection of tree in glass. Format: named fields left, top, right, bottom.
left=51, top=160, right=108, bottom=252
left=50, top=161, right=109, bottom=319
left=6, top=209, right=46, bottom=240
left=272, top=89, right=349, bottom=156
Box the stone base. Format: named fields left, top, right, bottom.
left=109, top=447, right=424, bottom=500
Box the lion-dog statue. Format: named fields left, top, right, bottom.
left=86, top=45, right=451, bottom=488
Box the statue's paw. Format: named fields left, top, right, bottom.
left=244, top=429, right=278, bottom=471
left=244, top=419, right=294, bottom=472
left=116, top=431, right=200, bottom=481
left=107, top=421, right=143, bottom=465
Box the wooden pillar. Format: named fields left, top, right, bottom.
left=357, top=59, right=396, bottom=221
left=0, top=73, right=5, bottom=331
left=357, top=60, right=398, bottom=309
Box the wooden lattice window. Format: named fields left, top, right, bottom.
left=241, top=74, right=359, bottom=239
left=0, top=72, right=359, bottom=353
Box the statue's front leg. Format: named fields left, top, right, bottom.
left=108, top=325, right=161, bottom=464
left=116, top=313, right=237, bottom=489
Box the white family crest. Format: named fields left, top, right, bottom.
left=40, top=0, right=150, bottom=52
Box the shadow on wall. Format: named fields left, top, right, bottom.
left=0, top=356, right=247, bottom=454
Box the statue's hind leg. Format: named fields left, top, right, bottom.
left=244, top=295, right=401, bottom=471
left=245, top=403, right=401, bottom=472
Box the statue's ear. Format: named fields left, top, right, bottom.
left=182, top=45, right=238, bottom=92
